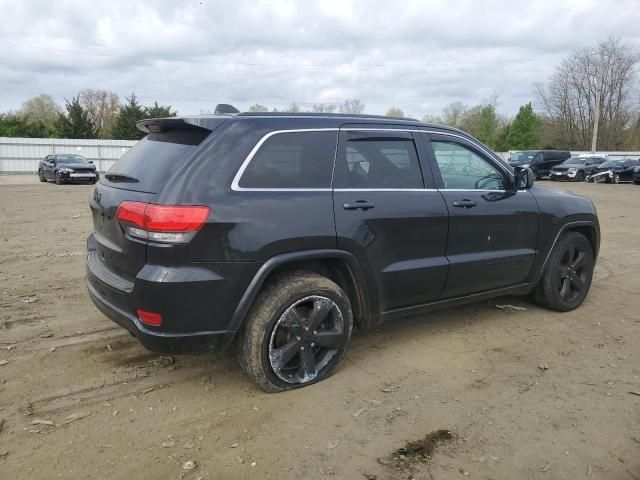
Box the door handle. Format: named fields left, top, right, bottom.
left=343, top=200, right=375, bottom=211
left=452, top=199, right=477, bottom=209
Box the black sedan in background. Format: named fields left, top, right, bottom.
left=588, top=159, right=640, bottom=183
left=38, top=154, right=99, bottom=185
left=550, top=156, right=606, bottom=181
left=633, top=167, right=640, bottom=185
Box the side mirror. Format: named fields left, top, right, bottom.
left=50, top=159, right=56, bottom=165
left=88, top=160, right=94, bottom=164
left=514, top=166, right=535, bottom=189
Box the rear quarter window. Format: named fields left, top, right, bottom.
left=237, top=131, right=337, bottom=189
left=104, top=128, right=210, bottom=193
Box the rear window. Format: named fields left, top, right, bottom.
left=238, top=131, right=337, bottom=189
left=104, top=128, right=210, bottom=193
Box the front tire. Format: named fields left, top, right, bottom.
left=613, top=173, right=620, bottom=184
left=55, top=171, right=63, bottom=185
left=38, top=170, right=47, bottom=182
left=239, top=271, right=353, bottom=392
left=533, top=231, right=594, bottom=312
left=576, top=171, right=585, bottom=182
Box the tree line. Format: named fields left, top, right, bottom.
left=1, top=38, right=638, bottom=150
left=0, top=91, right=175, bottom=140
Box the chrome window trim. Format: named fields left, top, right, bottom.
left=231, top=128, right=339, bottom=192
left=232, top=127, right=513, bottom=192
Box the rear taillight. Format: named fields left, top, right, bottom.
left=116, top=201, right=210, bottom=243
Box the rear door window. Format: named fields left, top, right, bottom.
left=238, top=131, right=337, bottom=189
left=340, top=135, right=423, bottom=189
left=104, top=128, right=211, bottom=193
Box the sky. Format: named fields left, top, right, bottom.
left=1, top=0, right=639, bottom=119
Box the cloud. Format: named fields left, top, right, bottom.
left=0, top=0, right=638, bottom=118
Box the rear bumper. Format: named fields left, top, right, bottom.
left=85, top=234, right=260, bottom=354
left=86, top=279, right=231, bottom=354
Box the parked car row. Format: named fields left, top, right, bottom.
left=509, top=150, right=640, bottom=185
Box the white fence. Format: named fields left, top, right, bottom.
left=0, top=137, right=137, bottom=173
left=2, top=137, right=640, bottom=174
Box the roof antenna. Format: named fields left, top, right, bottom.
left=214, top=104, right=240, bottom=115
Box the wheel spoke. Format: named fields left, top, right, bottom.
left=572, top=251, right=585, bottom=269
left=281, top=308, right=304, bottom=332
left=308, top=297, right=334, bottom=330
left=313, top=331, right=344, bottom=349
left=298, top=347, right=317, bottom=380
left=559, top=278, right=570, bottom=298
left=270, top=339, right=301, bottom=370
left=570, top=275, right=586, bottom=294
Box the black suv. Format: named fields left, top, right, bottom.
left=39, top=154, right=99, bottom=184
left=509, top=150, right=571, bottom=179
left=86, top=112, right=600, bottom=392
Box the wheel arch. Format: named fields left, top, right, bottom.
left=228, top=249, right=376, bottom=337
left=533, top=220, right=599, bottom=284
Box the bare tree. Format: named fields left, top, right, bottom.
left=78, top=89, right=120, bottom=139
left=309, top=104, right=336, bottom=113
left=441, top=101, right=467, bottom=128
left=248, top=104, right=269, bottom=112
left=537, top=37, right=639, bottom=150
left=339, top=99, right=365, bottom=114
left=385, top=107, right=404, bottom=118
left=285, top=102, right=301, bottom=113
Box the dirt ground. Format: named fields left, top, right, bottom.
left=1, top=175, right=639, bottom=480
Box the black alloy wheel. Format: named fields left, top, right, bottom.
left=268, top=295, right=346, bottom=384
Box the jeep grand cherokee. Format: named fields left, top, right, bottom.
left=86, top=110, right=600, bottom=392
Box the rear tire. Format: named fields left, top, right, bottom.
left=533, top=231, right=594, bottom=312
left=239, top=271, right=353, bottom=392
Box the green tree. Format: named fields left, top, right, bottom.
left=385, top=107, right=404, bottom=118
left=145, top=101, right=177, bottom=118
left=57, top=97, right=96, bottom=138
left=0, top=112, right=31, bottom=137
left=285, top=102, right=301, bottom=113
left=339, top=99, right=365, bottom=114
left=506, top=102, right=540, bottom=150
left=248, top=103, right=269, bottom=112
left=111, top=93, right=146, bottom=140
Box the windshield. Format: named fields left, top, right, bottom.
left=57, top=154, right=89, bottom=164
left=510, top=151, right=537, bottom=163
left=564, top=157, right=587, bottom=165
left=599, top=160, right=624, bottom=169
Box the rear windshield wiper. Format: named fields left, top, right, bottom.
left=105, top=173, right=139, bottom=183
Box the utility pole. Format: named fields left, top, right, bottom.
left=591, top=51, right=605, bottom=153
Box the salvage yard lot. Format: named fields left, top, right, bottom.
left=0, top=176, right=639, bottom=480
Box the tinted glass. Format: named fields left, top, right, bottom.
left=343, top=139, right=423, bottom=189
left=565, top=157, right=587, bottom=165
left=105, top=128, right=210, bottom=193
left=57, top=154, right=89, bottom=164
left=239, top=131, right=337, bottom=188
left=431, top=141, right=505, bottom=190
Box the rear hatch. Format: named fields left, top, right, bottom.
left=89, top=117, right=226, bottom=282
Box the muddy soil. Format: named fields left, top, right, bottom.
left=0, top=176, right=639, bottom=479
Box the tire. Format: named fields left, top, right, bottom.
left=38, top=170, right=47, bottom=182
left=533, top=231, right=594, bottom=312
left=55, top=171, right=63, bottom=185
left=613, top=173, right=620, bottom=184
left=239, top=271, right=353, bottom=392
left=576, top=171, right=585, bottom=182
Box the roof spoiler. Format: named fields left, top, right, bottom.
left=136, top=116, right=227, bottom=134
left=214, top=104, right=239, bottom=115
